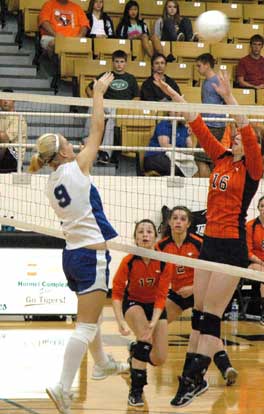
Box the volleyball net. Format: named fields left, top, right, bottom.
left=0, top=91, right=264, bottom=283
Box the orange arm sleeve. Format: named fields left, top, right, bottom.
left=112, top=258, right=129, bottom=301
left=241, top=124, right=263, bottom=181
left=246, top=221, right=254, bottom=259
left=189, top=115, right=226, bottom=162
left=154, top=263, right=172, bottom=309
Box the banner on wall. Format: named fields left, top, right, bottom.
left=0, top=249, right=77, bottom=315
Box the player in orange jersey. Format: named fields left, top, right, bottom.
left=112, top=219, right=171, bottom=407
left=247, top=195, right=264, bottom=325
left=154, top=71, right=263, bottom=407
left=156, top=206, right=200, bottom=320
left=157, top=205, right=236, bottom=387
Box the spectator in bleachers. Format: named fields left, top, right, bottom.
left=0, top=89, right=27, bottom=173
left=85, top=50, right=139, bottom=164
left=195, top=53, right=226, bottom=177
left=141, top=53, right=181, bottom=101
left=237, top=34, right=264, bottom=89
left=116, top=0, right=154, bottom=58
left=144, top=116, right=197, bottom=177
left=152, top=0, right=196, bottom=62
left=39, top=0, right=90, bottom=58
left=86, top=0, right=115, bottom=38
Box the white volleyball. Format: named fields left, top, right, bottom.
left=194, top=10, right=229, bottom=43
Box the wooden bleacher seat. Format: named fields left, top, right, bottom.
left=243, top=4, right=264, bottom=24
left=104, top=0, right=128, bottom=17
left=256, top=89, right=264, bottom=105
left=115, top=108, right=156, bottom=158
left=125, top=60, right=151, bottom=87
left=228, top=22, right=264, bottom=43
left=55, top=36, right=92, bottom=78
left=179, top=85, right=201, bottom=103
left=73, top=59, right=111, bottom=97
left=172, top=41, right=210, bottom=63
left=211, top=43, right=248, bottom=64
left=131, top=39, right=171, bottom=61
left=139, top=0, right=164, bottom=18
left=72, top=0, right=89, bottom=11
left=16, top=0, right=46, bottom=46
left=93, top=38, right=131, bottom=60
left=193, top=63, right=235, bottom=86
left=177, top=1, right=206, bottom=22
left=232, top=88, right=255, bottom=104
left=206, top=3, right=243, bottom=23
left=166, top=62, right=193, bottom=86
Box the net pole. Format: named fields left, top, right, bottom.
left=170, top=118, right=177, bottom=177
left=17, top=114, right=23, bottom=174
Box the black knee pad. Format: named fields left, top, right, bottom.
left=200, top=312, right=221, bottom=338
left=191, top=309, right=203, bottom=331
left=133, top=341, right=153, bottom=363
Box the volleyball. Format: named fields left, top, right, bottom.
left=194, top=10, right=229, bottom=43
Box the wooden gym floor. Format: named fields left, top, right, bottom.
left=0, top=305, right=264, bottom=414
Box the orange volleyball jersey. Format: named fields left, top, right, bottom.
left=112, top=255, right=171, bottom=309
left=189, top=116, right=263, bottom=239
left=246, top=218, right=264, bottom=261
left=155, top=234, right=202, bottom=292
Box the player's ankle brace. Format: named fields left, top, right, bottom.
left=214, top=350, right=232, bottom=375
left=133, top=341, right=154, bottom=365
left=200, top=312, right=221, bottom=338
left=182, top=352, right=196, bottom=376
left=192, top=309, right=203, bottom=331
left=131, top=368, right=147, bottom=391
left=185, top=353, right=211, bottom=384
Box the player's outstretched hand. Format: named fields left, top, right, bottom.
left=93, top=72, right=114, bottom=95
left=153, top=73, right=183, bottom=101
left=212, top=70, right=232, bottom=100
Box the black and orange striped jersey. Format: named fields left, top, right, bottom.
left=246, top=217, right=264, bottom=261
left=189, top=115, right=263, bottom=239
left=155, top=234, right=202, bottom=292
left=112, top=254, right=171, bottom=309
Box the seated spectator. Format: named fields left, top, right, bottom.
left=141, top=53, right=181, bottom=101
left=195, top=53, right=226, bottom=177
left=0, top=89, right=27, bottom=173
left=86, top=0, right=114, bottom=38
left=39, top=0, right=90, bottom=58
left=144, top=116, right=197, bottom=176
left=152, top=0, right=196, bottom=61
left=85, top=50, right=139, bottom=164
left=116, top=0, right=154, bottom=58
left=237, top=34, right=264, bottom=89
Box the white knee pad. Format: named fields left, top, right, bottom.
left=71, top=322, right=98, bottom=345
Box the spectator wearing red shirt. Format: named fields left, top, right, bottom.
left=237, top=34, right=264, bottom=89
left=39, top=0, right=90, bottom=58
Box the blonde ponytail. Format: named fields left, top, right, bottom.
left=28, top=133, right=61, bottom=173
left=28, top=153, right=45, bottom=173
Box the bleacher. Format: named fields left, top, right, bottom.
left=1, top=0, right=262, bottom=103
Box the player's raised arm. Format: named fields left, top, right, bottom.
left=77, top=72, right=114, bottom=175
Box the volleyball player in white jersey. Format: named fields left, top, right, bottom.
left=28, top=73, right=128, bottom=414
